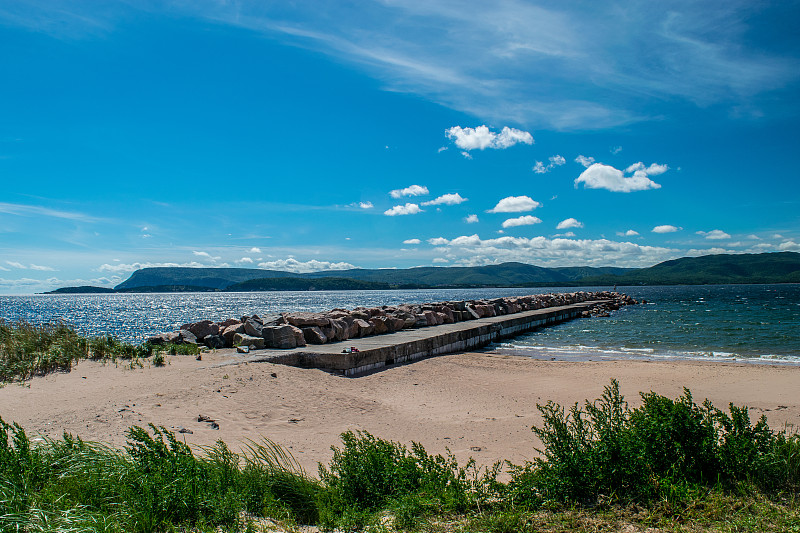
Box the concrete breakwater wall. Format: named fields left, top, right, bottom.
left=264, top=300, right=608, bottom=376
left=148, top=291, right=636, bottom=354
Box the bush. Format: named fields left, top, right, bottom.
left=509, top=379, right=798, bottom=508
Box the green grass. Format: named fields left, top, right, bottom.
left=0, top=320, right=197, bottom=383
left=1, top=381, right=798, bottom=532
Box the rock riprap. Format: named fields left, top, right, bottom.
left=147, top=291, right=637, bottom=351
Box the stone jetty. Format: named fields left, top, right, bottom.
left=147, top=291, right=637, bottom=352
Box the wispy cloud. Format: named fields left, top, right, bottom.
left=4, top=3, right=797, bottom=129
left=0, top=202, right=100, bottom=223
left=533, top=154, right=566, bottom=174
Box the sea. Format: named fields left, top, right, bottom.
left=1, top=284, right=798, bottom=365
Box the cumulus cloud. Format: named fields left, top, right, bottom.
left=464, top=214, right=479, bottom=224
left=98, top=261, right=207, bottom=273
left=421, top=193, right=467, bottom=206
left=445, top=125, right=533, bottom=151
left=697, top=229, right=731, bottom=240
left=502, top=215, right=542, bottom=228
left=652, top=225, right=681, bottom=233
left=359, top=201, right=374, bottom=209
left=617, top=229, right=639, bottom=237
left=487, top=195, right=541, bottom=213
left=432, top=258, right=449, bottom=264
left=384, top=203, right=422, bottom=216
left=249, top=247, right=262, bottom=253
left=403, top=238, right=421, bottom=244
left=575, top=162, right=665, bottom=192
left=390, top=184, right=429, bottom=198
left=778, top=240, right=800, bottom=252
left=533, top=154, right=566, bottom=174
left=236, top=257, right=254, bottom=264
left=257, top=258, right=356, bottom=273
left=422, top=234, right=678, bottom=268
left=575, top=155, right=595, bottom=168
left=556, top=218, right=584, bottom=229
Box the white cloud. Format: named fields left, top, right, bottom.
left=575, top=162, right=663, bottom=192
left=0, top=265, right=8, bottom=272
left=445, top=125, right=533, bottom=151
left=257, top=258, right=356, bottom=273
left=359, top=201, right=374, bottom=209
left=384, top=203, right=422, bottom=216
left=502, top=215, right=542, bottom=228
left=533, top=154, right=566, bottom=174
left=747, top=234, right=761, bottom=240
left=390, top=184, right=429, bottom=198
left=464, top=214, right=479, bottom=224
left=778, top=240, right=800, bottom=252
left=236, top=257, right=254, bottom=264
left=616, top=229, right=639, bottom=237
left=773, top=234, right=785, bottom=240
left=432, top=257, right=449, bottom=264
left=6, top=261, right=26, bottom=269
left=403, top=238, right=421, bottom=244
left=575, top=155, right=595, bottom=168
left=437, top=146, right=448, bottom=153
left=460, top=151, right=473, bottom=159
left=611, top=146, right=623, bottom=155
left=652, top=225, right=681, bottom=234
left=422, top=234, right=678, bottom=268
left=556, top=217, right=583, bottom=229
left=97, top=261, right=207, bottom=273
left=696, top=229, right=731, bottom=240
left=193, top=251, right=221, bottom=261
left=0, top=202, right=100, bottom=223
left=421, top=193, right=468, bottom=206
left=249, top=247, right=262, bottom=253
left=30, top=264, right=56, bottom=271
left=487, top=195, right=541, bottom=213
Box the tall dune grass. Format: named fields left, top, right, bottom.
left=1, top=381, right=798, bottom=532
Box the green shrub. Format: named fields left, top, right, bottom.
left=509, top=380, right=798, bottom=508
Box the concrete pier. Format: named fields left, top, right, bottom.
left=244, top=300, right=607, bottom=376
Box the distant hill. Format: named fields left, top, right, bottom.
left=113, top=262, right=633, bottom=291
left=48, top=252, right=799, bottom=294
left=45, top=286, right=117, bottom=294
left=226, top=277, right=391, bottom=291
left=581, top=252, right=800, bottom=285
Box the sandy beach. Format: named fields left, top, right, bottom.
left=1, top=350, right=798, bottom=473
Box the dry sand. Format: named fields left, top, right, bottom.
left=1, top=351, right=798, bottom=473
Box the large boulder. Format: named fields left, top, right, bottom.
left=233, top=332, right=265, bottom=349
left=369, top=317, right=389, bottom=335
left=285, top=313, right=329, bottom=328
left=177, top=329, right=197, bottom=344
left=353, top=319, right=374, bottom=337
left=222, top=323, right=245, bottom=346
left=244, top=317, right=263, bottom=337
left=187, top=320, right=218, bottom=339
left=289, top=325, right=306, bottom=347
left=218, top=318, right=240, bottom=328
left=263, top=325, right=298, bottom=349
left=303, top=326, right=328, bottom=344
left=329, top=319, right=349, bottom=341
left=202, top=335, right=225, bottom=349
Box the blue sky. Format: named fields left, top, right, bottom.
left=1, top=1, right=799, bottom=293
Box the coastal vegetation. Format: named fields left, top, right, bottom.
left=0, top=321, right=197, bottom=382
left=1, top=381, right=798, bottom=532
left=49, top=251, right=800, bottom=293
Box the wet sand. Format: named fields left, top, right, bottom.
left=1, top=351, right=798, bottom=473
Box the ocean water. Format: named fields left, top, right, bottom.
left=1, top=285, right=798, bottom=364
